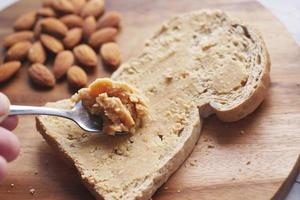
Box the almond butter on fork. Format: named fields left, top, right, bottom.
left=9, top=78, right=148, bottom=135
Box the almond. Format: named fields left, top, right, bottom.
left=69, top=0, right=86, bottom=14
left=96, top=11, right=121, bottom=29
left=14, top=11, right=37, bottom=31
left=41, top=18, right=68, bottom=37
left=63, top=28, right=82, bottom=49
left=6, top=41, right=32, bottom=61
left=28, top=41, right=46, bottom=64
left=3, top=31, right=34, bottom=48
left=73, top=44, right=97, bottom=68
left=82, top=16, right=96, bottom=40
left=100, top=42, right=121, bottom=69
left=37, top=7, right=57, bottom=18
left=67, top=65, right=87, bottom=88
left=40, top=34, right=64, bottom=54
left=42, top=0, right=55, bottom=7
left=81, top=0, right=104, bottom=18
left=28, top=63, right=55, bottom=87
left=52, top=0, right=75, bottom=14
left=88, top=27, right=117, bottom=49
left=53, top=50, right=74, bottom=79
left=33, top=20, right=43, bottom=39
left=0, top=61, right=21, bottom=83
left=60, top=14, right=83, bottom=28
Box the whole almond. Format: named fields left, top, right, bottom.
left=28, top=63, right=55, bottom=87
left=53, top=50, right=74, bottom=79
left=63, top=28, right=82, bottom=49
left=100, top=42, right=121, bottom=69
left=69, top=0, right=86, bottom=14
left=82, top=16, right=96, bottom=40
left=67, top=65, right=87, bottom=88
left=60, top=14, right=83, bottom=28
left=88, top=27, right=117, bottom=49
left=81, top=0, right=104, bottom=18
left=33, top=20, right=43, bottom=39
left=41, top=18, right=68, bottom=37
left=0, top=61, right=21, bottom=83
left=52, top=0, right=75, bottom=14
left=14, top=11, right=37, bottom=31
left=40, top=34, right=64, bottom=54
left=96, top=11, right=121, bottom=29
left=28, top=41, right=46, bottom=64
left=42, top=0, right=55, bottom=7
left=6, top=41, right=32, bottom=61
left=73, top=44, right=97, bottom=68
left=3, top=31, right=34, bottom=48
left=37, top=7, right=56, bottom=18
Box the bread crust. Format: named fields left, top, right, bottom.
left=211, top=24, right=271, bottom=122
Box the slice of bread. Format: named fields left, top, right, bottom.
left=36, top=10, right=270, bottom=200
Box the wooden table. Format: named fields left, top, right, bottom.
left=0, top=0, right=300, bottom=199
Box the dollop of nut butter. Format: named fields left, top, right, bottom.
left=72, top=78, right=148, bottom=135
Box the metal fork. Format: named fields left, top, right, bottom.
left=9, top=101, right=102, bottom=133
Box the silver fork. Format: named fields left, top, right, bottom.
left=9, top=101, right=102, bottom=133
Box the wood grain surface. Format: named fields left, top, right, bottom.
left=0, top=0, right=300, bottom=199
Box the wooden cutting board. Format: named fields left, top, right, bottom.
left=0, top=0, right=300, bottom=199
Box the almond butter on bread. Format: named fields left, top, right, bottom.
left=37, top=10, right=270, bottom=200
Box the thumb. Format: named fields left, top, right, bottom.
left=0, top=93, right=10, bottom=123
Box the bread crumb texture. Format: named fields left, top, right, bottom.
left=37, top=10, right=269, bottom=200
left=72, top=78, right=148, bottom=135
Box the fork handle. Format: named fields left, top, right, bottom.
left=9, top=105, right=68, bottom=118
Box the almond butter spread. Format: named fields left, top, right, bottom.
left=72, top=78, right=148, bottom=135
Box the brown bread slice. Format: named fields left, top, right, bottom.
left=36, top=10, right=270, bottom=200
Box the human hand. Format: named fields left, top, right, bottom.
left=0, top=93, right=20, bottom=182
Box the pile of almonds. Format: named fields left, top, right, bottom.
left=0, top=0, right=122, bottom=89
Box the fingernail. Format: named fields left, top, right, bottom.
left=0, top=93, right=10, bottom=122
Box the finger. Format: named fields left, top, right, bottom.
left=0, top=116, right=18, bottom=131
left=0, top=156, right=7, bottom=182
left=0, top=127, right=20, bottom=162
left=0, top=93, right=10, bottom=123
